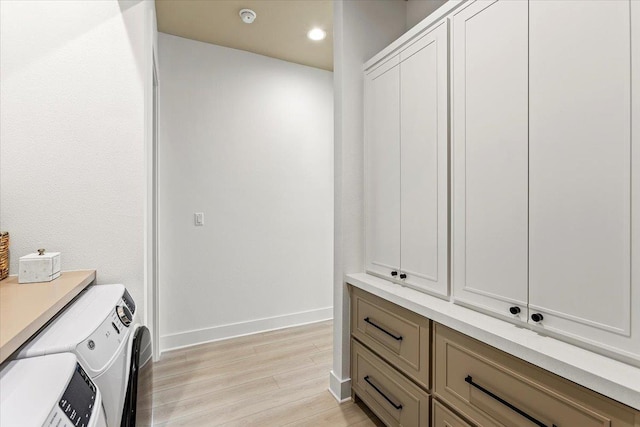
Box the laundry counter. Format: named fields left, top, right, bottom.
left=0, top=270, right=96, bottom=363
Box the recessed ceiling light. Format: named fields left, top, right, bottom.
left=307, top=28, right=326, bottom=41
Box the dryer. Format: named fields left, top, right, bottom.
left=0, top=352, right=106, bottom=427
left=16, top=284, right=145, bottom=427
left=121, top=324, right=152, bottom=426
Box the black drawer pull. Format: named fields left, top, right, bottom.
left=465, top=376, right=556, bottom=427
left=364, top=317, right=403, bottom=341
left=364, top=375, right=403, bottom=410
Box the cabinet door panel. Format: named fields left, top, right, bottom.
left=452, top=0, right=528, bottom=320
left=400, top=22, right=449, bottom=296
left=433, top=400, right=472, bottom=427
left=529, top=0, right=636, bottom=353
left=365, top=59, right=401, bottom=278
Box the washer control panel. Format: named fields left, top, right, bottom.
left=45, top=363, right=97, bottom=427
left=116, top=304, right=133, bottom=327
left=122, top=288, right=136, bottom=316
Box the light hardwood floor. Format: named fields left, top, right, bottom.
left=149, top=320, right=384, bottom=426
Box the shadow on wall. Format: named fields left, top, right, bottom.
left=117, top=0, right=151, bottom=84
left=406, top=0, right=448, bottom=29
left=117, top=0, right=143, bottom=13
left=0, top=1, right=124, bottom=81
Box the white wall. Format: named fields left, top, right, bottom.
left=0, top=0, right=156, bottom=322
left=331, top=0, right=407, bottom=401
left=406, top=0, right=448, bottom=29
left=158, top=33, right=334, bottom=351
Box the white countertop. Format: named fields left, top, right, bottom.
left=346, top=273, right=640, bottom=410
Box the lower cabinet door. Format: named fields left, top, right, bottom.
left=351, top=339, right=430, bottom=427
left=434, top=324, right=640, bottom=427
left=432, top=400, right=472, bottom=427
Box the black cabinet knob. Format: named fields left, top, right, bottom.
left=399, top=273, right=407, bottom=279
left=509, top=306, right=521, bottom=315
left=391, top=271, right=398, bottom=277
left=531, top=313, right=544, bottom=323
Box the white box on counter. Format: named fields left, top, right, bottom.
left=18, top=250, right=61, bottom=283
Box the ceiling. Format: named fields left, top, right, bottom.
left=155, top=0, right=333, bottom=71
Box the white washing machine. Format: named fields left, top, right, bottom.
left=16, top=284, right=142, bottom=427
left=0, top=352, right=107, bottom=427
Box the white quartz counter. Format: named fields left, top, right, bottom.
left=346, top=272, right=640, bottom=410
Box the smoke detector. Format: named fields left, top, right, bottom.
left=239, top=9, right=257, bottom=24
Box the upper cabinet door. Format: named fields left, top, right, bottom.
left=365, top=58, right=401, bottom=279
left=399, top=22, right=449, bottom=297
left=529, top=0, right=639, bottom=356
left=451, top=0, right=529, bottom=321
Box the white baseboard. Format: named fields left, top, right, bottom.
left=160, top=306, right=333, bottom=352
left=329, top=370, right=352, bottom=403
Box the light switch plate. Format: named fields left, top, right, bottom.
left=194, top=212, right=204, bottom=226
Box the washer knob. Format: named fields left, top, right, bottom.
left=117, top=305, right=133, bottom=327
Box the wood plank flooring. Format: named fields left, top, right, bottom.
left=150, top=320, right=384, bottom=426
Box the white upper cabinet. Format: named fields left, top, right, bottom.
left=364, top=0, right=640, bottom=364
left=399, top=23, right=449, bottom=296
left=365, top=22, right=449, bottom=297
left=365, top=58, right=401, bottom=280
left=451, top=0, right=529, bottom=321
left=529, top=0, right=639, bottom=357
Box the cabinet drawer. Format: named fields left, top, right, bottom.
left=434, top=324, right=640, bottom=427
left=350, top=286, right=430, bottom=389
left=433, top=400, right=473, bottom=427
left=352, top=339, right=430, bottom=427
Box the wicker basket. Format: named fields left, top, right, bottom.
left=0, top=232, right=8, bottom=281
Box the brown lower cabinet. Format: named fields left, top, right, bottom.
left=350, top=286, right=640, bottom=427
left=433, top=400, right=472, bottom=427
left=434, top=324, right=640, bottom=427
left=351, top=339, right=430, bottom=427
